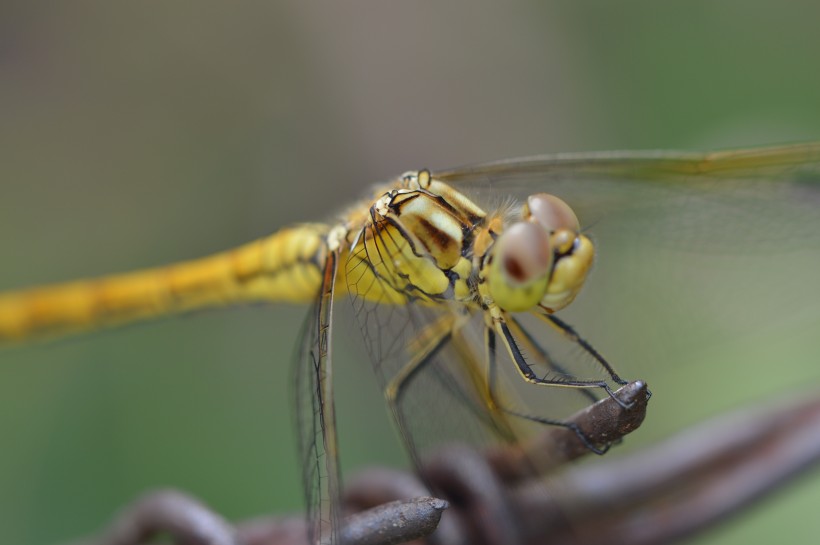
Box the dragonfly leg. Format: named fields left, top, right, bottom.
left=484, top=326, right=610, bottom=455
left=384, top=323, right=454, bottom=464
left=495, top=317, right=634, bottom=410
left=535, top=312, right=628, bottom=386
left=505, top=316, right=598, bottom=404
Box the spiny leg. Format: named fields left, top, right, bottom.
left=535, top=310, right=628, bottom=386
left=496, top=314, right=633, bottom=410
left=505, top=315, right=598, bottom=404
left=484, top=325, right=611, bottom=455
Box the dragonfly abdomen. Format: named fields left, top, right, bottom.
left=0, top=224, right=329, bottom=343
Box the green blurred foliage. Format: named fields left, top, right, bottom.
left=1, top=2, right=819, bottom=544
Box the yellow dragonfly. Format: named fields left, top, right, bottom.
left=2, top=142, right=820, bottom=544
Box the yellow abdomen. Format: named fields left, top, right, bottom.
left=0, top=224, right=328, bottom=343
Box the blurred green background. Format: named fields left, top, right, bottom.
left=2, top=2, right=820, bottom=544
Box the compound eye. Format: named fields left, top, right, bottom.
left=487, top=222, right=553, bottom=312
left=498, top=222, right=552, bottom=283
left=523, top=193, right=580, bottom=233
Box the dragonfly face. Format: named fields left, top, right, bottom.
left=481, top=192, right=595, bottom=313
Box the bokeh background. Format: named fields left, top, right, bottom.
left=2, top=2, right=820, bottom=544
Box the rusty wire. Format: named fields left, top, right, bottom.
left=65, top=381, right=820, bottom=545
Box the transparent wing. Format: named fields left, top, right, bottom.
left=436, top=142, right=820, bottom=252
left=437, top=143, right=820, bottom=402
left=438, top=143, right=820, bottom=182
left=292, top=252, right=341, bottom=545
left=367, top=304, right=619, bottom=464
left=357, top=301, right=506, bottom=462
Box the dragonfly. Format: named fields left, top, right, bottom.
left=2, top=142, right=820, bottom=544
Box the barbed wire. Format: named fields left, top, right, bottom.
left=65, top=380, right=820, bottom=545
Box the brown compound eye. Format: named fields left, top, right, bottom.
left=487, top=222, right=553, bottom=312
left=523, top=193, right=580, bottom=233
left=498, top=222, right=552, bottom=283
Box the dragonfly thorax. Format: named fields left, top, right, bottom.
left=341, top=179, right=484, bottom=306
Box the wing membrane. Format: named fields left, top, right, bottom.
left=437, top=142, right=820, bottom=181
left=435, top=143, right=820, bottom=397
left=436, top=142, right=820, bottom=253
left=293, top=252, right=341, bottom=545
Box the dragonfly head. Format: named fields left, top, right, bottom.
left=486, top=193, right=594, bottom=313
